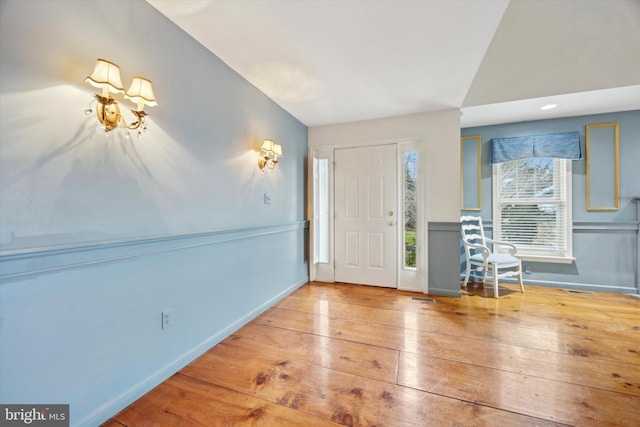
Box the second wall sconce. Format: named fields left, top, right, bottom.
left=85, top=58, right=157, bottom=136
left=258, top=139, right=283, bottom=170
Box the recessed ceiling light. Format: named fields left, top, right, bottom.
left=540, top=104, right=557, bottom=110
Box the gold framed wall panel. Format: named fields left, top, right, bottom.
left=586, top=122, right=619, bottom=210
left=460, top=135, right=482, bottom=211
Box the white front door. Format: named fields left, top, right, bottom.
left=334, top=144, right=397, bottom=287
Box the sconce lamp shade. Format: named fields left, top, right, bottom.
left=261, top=139, right=275, bottom=153
left=85, top=59, right=125, bottom=97
left=125, top=76, right=158, bottom=110
left=272, top=143, right=283, bottom=157
left=261, top=139, right=283, bottom=156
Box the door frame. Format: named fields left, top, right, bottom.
left=309, top=139, right=427, bottom=293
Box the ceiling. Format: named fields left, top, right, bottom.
left=148, top=0, right=640, bottom=128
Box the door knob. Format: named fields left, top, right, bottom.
left=388, top=211, right=394, bottom=216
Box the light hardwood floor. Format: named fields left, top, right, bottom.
left=104, top=282, right=640, bottom=426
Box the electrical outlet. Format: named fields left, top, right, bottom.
left=264, top=193, right=271, bottom=205
left=162, top=310, right=173, bottom=329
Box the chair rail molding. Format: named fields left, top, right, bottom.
left=0, top=221, right=308, bottom=280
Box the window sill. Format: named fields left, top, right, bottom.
left=516, top=255, right=575, bottom=264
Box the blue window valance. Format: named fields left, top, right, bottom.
left=490, top=131, right=581, bottom=164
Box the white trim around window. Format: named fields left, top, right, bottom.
left=492, top=157, right=574, bottom=263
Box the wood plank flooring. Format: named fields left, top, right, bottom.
left=105, top=282, right=640, bottom=426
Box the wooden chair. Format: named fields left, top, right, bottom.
left=460, top=215, right=524, bottom=298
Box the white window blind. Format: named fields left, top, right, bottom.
left=493, top=158, right=572, bottom=260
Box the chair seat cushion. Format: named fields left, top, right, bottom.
left=470, top=253, right=519, bottom=264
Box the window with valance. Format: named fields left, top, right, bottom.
left=491, top=132, right=579, bottom=262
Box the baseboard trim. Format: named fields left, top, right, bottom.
left=521, top=278, right=637, bottom=294
left=397, top=285, right=423, bottom=293
left=459, top=274, right=637, bottom=295
left=428, top=287, right=462, bottom=298
left=76, top=277, right=308, bottom=427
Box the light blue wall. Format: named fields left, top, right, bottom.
left=462, top=110, right=640, bottom=294
left=0, top=1, right=308, bottom=425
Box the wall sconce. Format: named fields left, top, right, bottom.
left=84, top=58, right=157, bottom=136
left=258, top=139, right=283, bottom=170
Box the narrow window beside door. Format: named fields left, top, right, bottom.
left=313, top=158, right=329, bottom=264
left=403, top=151, right=417, bottom=269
